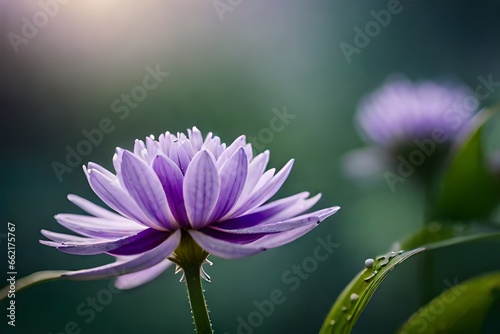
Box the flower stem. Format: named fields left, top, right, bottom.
left=170, top=230, right=213, bottom=334
left=184, top=262, right=213, bottom=334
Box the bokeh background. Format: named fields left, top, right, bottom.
left=1, top=0, right=500, bottom=333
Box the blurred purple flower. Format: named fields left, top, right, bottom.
left=41, top=127, right=339, bottom=289
left=356, top=77, right=476, bottom=151
left=344, top=77, right=478, bottom=181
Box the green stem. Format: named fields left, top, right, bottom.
left=170, top=230, right=213, bottom=334
left=184, top=263, right=213, bottom=334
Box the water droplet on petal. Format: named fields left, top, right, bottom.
left=365, top=258, right=375, bottom=268
left=329, top=320, right=336, bottom=326
left=350, top=293, right=359, bottom=302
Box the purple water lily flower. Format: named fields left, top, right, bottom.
left=41, top=127, right=339, bottom=289
left=356, top=77, right=476, bottom=151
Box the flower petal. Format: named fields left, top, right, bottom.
left=145, top=136, right=161, bottom=164
left=231, top=159, right=294, bottom=216
left=178, top=133, right=195, bottom=159
left=113, top=147, right=124, bottom=173
left=115, top=258, right=173, bottom=289
left=88, top=162, right=116, bottom=180
left=215, top=192, right=311, bottom=230
left=248, top=193, right=322, bottom=226
left=214, top=206, right=340, bottom=234
left=183, top=150, right=220, bottom=229
left=63, top=230, right=181, bottom=280
left=239, top=150, right=269, bottom=200
left=210, top=147, right=248, bottom=221
left=252, top=169, right=275, bottom=192
left=249, top=224, right=317, bottom=249
left=158, top=132, right=173, bottom=156
left=188, top=230, right=266, bottom=259
left=216, top=135, right=246, bottom=169
left=169, top=141, right=191, bottom=174
left=55, top=214, right=143, bottom=238
left=249, top=207, right=340, bottom=248
left=87, top=168, right=161, bottom=230
left=121, top=151, right=177, bottom=230
left=188, top=127, right=203, bottom=151
left=66, top=194, right=132, bottom=223
left=40, top=230, right=90, bottom=243
left=43, top=228, right=170, bottom=256
left=109, top=229, right=171, bottom=256
left=152, top=155, right=189, bottom=227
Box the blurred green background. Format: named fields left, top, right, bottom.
left=1, top=1, right=500, bottom=333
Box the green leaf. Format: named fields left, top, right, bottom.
left=431, top=110, right=500, bottom=221
left=397, top=272, right=500, bottom=334
left=319, top=248, right=424, bottom=334
left=319, top=232, right=500, bottom=334
left=399, top=221, right=500, bottom=251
